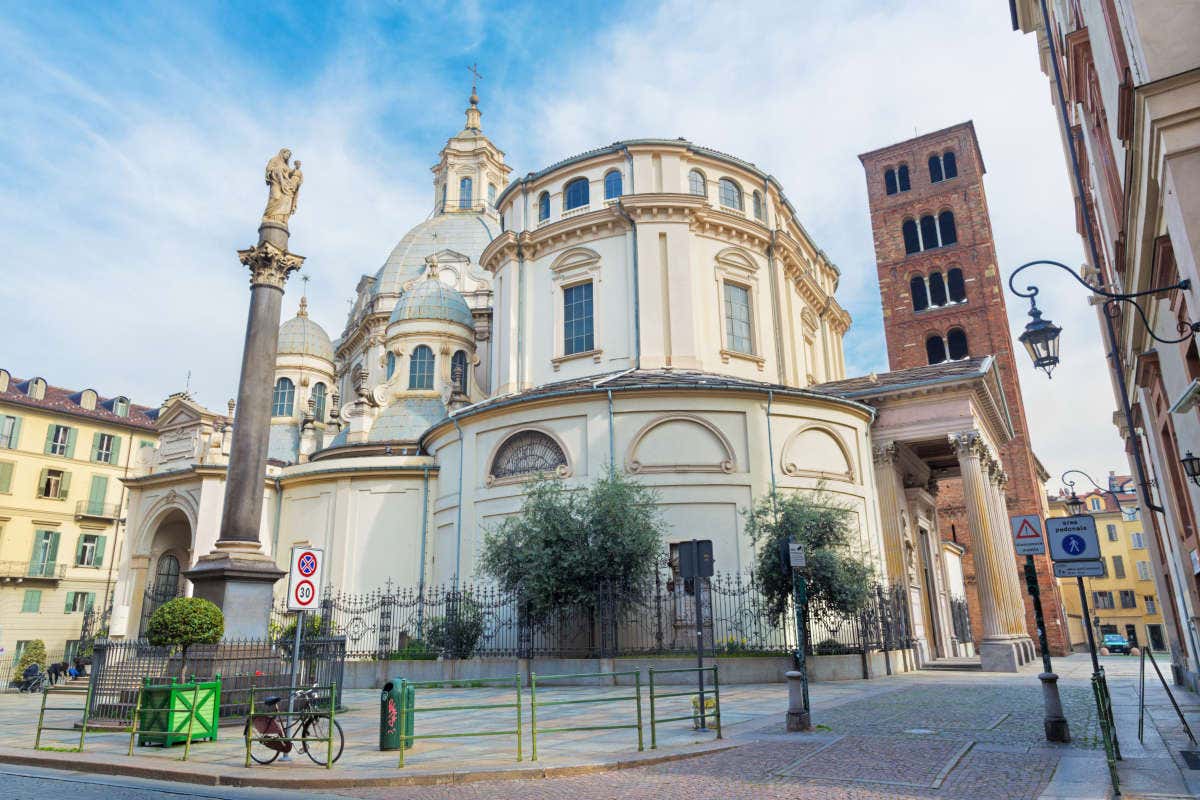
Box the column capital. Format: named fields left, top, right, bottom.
left=872, top=441, right=900, bottom=465
left=949, top=430, right=984, bottom=458
left=238, top=241, right=305, bottom=289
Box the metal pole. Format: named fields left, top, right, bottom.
left=1078, top=577, right=1101, bottom=674
left=287, top=610, right=303, bottom=720
left=692, top=539, right=706, bottom=730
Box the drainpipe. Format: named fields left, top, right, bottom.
left=607, top=389, right=616, bottom=468
left=766, top=390, right=778, bottom=499
left=270, top=476, right=283, bottom=559
left=613, top=200, right=642, bottom=370
left=452, top=417, right=465, bottom=589
left=417, top=464, right=430, bottom=637
left=102, top=425, right=138, bottom=616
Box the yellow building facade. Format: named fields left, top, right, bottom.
left=0, top=369, right=156, bottom=665
left=1048, top=475, right=1167, bottom=653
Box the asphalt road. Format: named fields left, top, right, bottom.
left=0, top=764, right=350, bottom=800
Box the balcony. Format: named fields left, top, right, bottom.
left=75, top=500, right=120, bottom=520
left=0, top=560, right=66, bottom=582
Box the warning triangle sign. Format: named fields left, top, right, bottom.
left=1015, top=519, right=1041, bottom=539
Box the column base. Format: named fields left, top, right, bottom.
left=979, top=639, right=1022, bottom=672
left=184, top=548, right=285, bottom=639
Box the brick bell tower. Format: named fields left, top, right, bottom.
left=858, top=122, right=1069, bottom=657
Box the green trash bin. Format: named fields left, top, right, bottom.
left=380, top=678, right=415, bottom=750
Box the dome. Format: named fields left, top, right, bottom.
left=278, top=298, right=335, bottom=362
left=372, top=212, right=498, bottom=297
left=388, top=276, right=474, bottom=328
left=368, top=397, right=448, bottom=442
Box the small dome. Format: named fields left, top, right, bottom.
left=278, top=298, right=335, bottom=362
left=373, top=213, right=497, bottom=298
left=389, top=276, right=474, bottom=328
left=368, top=397, right=448, bottom=442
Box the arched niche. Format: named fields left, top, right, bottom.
left=626, top=413, right=736, bottom=474
left=780, top=424, right=856, bottom=483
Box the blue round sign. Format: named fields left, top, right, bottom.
left=1061, top=534, right=1087, bottom=556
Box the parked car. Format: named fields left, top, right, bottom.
left=1102, top=633, right=1130, bottom=654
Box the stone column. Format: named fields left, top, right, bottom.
left=872, top=443, right=907, bottom=585
left=992, top=470, right=1036, bottom=660
left=951, top=432, right=1019, bottom=671
left=981, top=462, right=1023, bottom=638
left=185, top=220, right=302, bottom=637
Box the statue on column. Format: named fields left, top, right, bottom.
left=262, top=148, right=304, bottom=225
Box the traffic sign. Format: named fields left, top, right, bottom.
left=1010, top=514, right=1046, bottom=556
left=287, top=546, right=324, bottom=611
left=1047, top=516, right=1100, bottom=562
left=1053, top=560, right=1105, bottom=578
left=789, top=542, right=806, bottom=569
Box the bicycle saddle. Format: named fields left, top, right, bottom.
left=263, top=696, right=282, bottom=706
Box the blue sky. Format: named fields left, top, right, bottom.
left=0, top=1, right=1127, bottom=488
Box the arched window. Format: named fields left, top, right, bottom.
left=113, top=397, right=129, bottom=417
left=885, top=169, right=898, bottom=195
left=947, top=268, right=966, bottom=302
left=718, top=178, right=742, bottom=210
left=490, top=430, right=567, bottom=480
left=910, top=275, right=929, bottom=311
left=564, top=177, right=589, bottom=210
left=929, top=155, right=944, bottom=183
left=938, top=211, right=957, bottom=245
left=688, top=169, right=706, bottom=196
left=409, top=345, right=434, bottom=390
left=459, top=176, right=473, bottom=209
left=152, top=554, right=180, bottom=597
left=902, top=219, right=920, bottom=255
left=928, top=272, right=947, bottom=306
left=451, top=350, right=468, bottom=394
left=538, top=191, right=550, bottom=221
left=920, top=215, right=939, bottom=249
left=604, top=170, right=622, bottom=200
left=488, top=183, right=497, bottom=206
left=312, top=382, right=327, bottom=421
left=272, top=377, right=294, bottom=417
left=898, top=165, right=910, bottom=191
left=942, top=151, right=957, bottom=179
left=752, top=190, right=765, bottom=221
left=386, top=351, right=396, bottom=379
left=926, top=335, right=947, bottom=365
left=947, top=328, right=968, bottom=360
left=440, top=183, right=447, bottom=211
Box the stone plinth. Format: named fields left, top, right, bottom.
left=186, top=544, right=286, bottom=639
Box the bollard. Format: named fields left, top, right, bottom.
left=1039, top=672, right=1071, bottom=743
left=785, top=670, right=811, bottom=731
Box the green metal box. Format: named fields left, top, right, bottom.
left=136, top=676, right=221, bottom=747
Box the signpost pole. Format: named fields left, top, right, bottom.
left=287, top=609, right=303, bottom=716
left=783, top=537, right=811, bottom=731
left=692, top=539, right=706, bottom=731
left=1078, top=576, right=1101, bottom=674
left=1024, top=553, right=1070, bottom=742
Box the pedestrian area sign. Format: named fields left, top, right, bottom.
left=1046, top=516, right=1100, bottom=562
left=287, top=545, right=323, bottom=611
left=1009, top=514, right=1045, bottom=556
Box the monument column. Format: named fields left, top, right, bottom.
left=185, top=149, right=305, bottom=638
left=952, top=431, right=1020, bottom=671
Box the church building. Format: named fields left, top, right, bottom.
left=107, top=92, right=1037, bottom=671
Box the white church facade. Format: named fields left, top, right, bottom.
left=108, top=92, right=1037, bottom=671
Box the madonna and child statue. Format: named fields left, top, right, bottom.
left=262, top=148, right=303, bottom=226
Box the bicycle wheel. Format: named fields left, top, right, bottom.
left=245, top=715, right=283, bottom=765
left=301, top=716, right=344, bottom=765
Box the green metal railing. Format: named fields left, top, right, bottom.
left=1092, top=668, right=1121, bottom=795
left=529, top=670, right=643, bottom=761
left=396, top=674, right=522, bottom=768
left=126, top=682, right=205, bottom=761
left=34, top=682, right=95, bottom=752
left=647, top=665, right=721, bottom=749
left=243, top=683, right=338, bottom=769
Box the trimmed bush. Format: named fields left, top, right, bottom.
left=146, top=597, right=224, bottom=677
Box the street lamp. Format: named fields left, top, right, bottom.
left=1064, top=491, right=1085, bottom=517
left=1019, top=299, right=1062, bottom=377
left=1181, top=452, right=1200, bottom=487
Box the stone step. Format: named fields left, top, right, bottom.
left=922, top=658, right=983, bottom=672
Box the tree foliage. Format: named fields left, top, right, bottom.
left=426, top=594, right=485, bottom=659
left=744, top=488, right=874, bottom=626
left=478, top=469, right=666, bottom=622
left=146, top=597, right=224, bottom=677
left=16, top=639, right=47, bottom=673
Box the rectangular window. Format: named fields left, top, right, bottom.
left=76, top=534, right=99, bottom=567
left=21, top=589, right=41, bottom=613
left=1119, top=590, right=1137, bottom=609
left=94, top=433, right=115, bottom=463
left=1112, top=555, right=1125, bottom=579
left=1106, top=524, right=1118, bottom=541
left=0, top=415, right=19, bottom=449
left=38, top=468, right=68, bottom=499
left=563, top=282, right=594, bottom=356
left=29, top=530, right=60, bottom=577
left=1145, top=596, right=1157, bottom=614
left=65, top=591, right=94, bottom=613
left=1131, top=532, right=1145, bottom=549
left=1137, top=561, right=1152, bottom=581
left=723, top=282, right=753, bottom=354
left=47, top=424, right=72, bottom=456
left=1093, top=591, right=1115, bottom=609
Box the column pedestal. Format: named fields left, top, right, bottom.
left=187, top=543, right=285, bottom=639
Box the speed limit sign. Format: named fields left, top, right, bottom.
left=286, top=546, right=323, bottom=611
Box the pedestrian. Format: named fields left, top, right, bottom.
left=47, top=661, right=60, bottom=686
left=67, top=663, right=78, bottom=680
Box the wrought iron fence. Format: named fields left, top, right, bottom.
left=87, top=635, right=346, bottom=724
left=270, top=573, right=913, bottom=661
left=950, top=596, right=973, bottom=646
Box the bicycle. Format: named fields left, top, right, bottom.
left=244, top=685, right=344, bottom=765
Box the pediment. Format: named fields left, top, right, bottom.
left=155, top=397, right=220, bottom=431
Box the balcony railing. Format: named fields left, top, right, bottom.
left=0, top=561, right=66, bottom=581
left=75, top=500, right=120, bottom=520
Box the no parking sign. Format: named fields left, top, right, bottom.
left=287, top=546, right=323, bottom=611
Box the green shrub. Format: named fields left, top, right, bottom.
left=389, top=638, right=437, bottom=660
left=146, top=597, right=224, bottom=677
left=426, top=596, right=485, bottom=659
left=16, top=639, right=47, bottom=673
left=276, top=613, right=326, bottom=642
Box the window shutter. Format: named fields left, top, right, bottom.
left=75, top=535, right=85, bottom=566
left=44, top=425, right=55, bottom=454
left=58, top=471, right=71, bottom=498
left=85, top=592, right=95, bottom=613
left=65, top=593, right=74, bottom=613
left=8, top=416, right=20, bottom=448
left=65, top=427, right=77, bottom=459
left=0, top=461, right=12, bottom=493
left=91, top=432, right=101, bottom=461
left=110, top=436, right=121, bottom=464
left=37, top=468, right=48, bottom=496
left=94, top=535, right=107, bottom=568
left=89, top=475, right=108, bottom=505
left=47, top=531, right=60, bottom=562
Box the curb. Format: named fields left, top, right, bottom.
left=0, top=741, right=740, bottom=789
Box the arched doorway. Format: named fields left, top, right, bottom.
left=138, top=509, right=192, bottom=635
